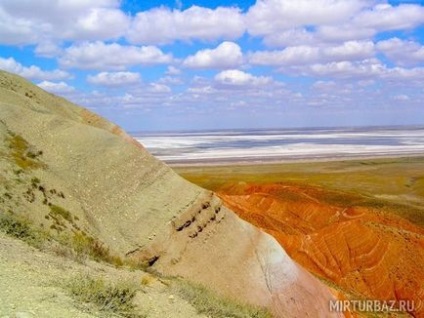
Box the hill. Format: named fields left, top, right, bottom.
left=177, top=159, right=424, bottom=317
left=0, top=70, right=340, bottom=317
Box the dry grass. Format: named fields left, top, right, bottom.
left=172, top=278, right=273, bottom=318
left=7, top=133, right=45, bottom=170
left=0, top=212, right=47, bottom=248
left=66, top=275, right=145, bottom=318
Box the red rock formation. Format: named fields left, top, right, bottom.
left=219, top=183, right=424, bottom=317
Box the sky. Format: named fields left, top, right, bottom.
left=1, top=0, right=424, bottom=132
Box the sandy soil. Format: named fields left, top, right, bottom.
left=0, top=232, right=206, bottom=318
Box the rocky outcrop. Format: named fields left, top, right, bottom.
left=0, top=70, right=341, bottom=317
left=219, top=182, right=424, bottom=317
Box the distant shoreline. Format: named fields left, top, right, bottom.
left=167, top=152, right=424, bottom=167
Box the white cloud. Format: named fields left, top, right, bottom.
left=393, top=94, right=410, bottom=101
left=261, top=28, right=318, bottom=47
left=127, top=6, right=245, bottom=44
left=149, top=83, right=172, bottom=93
left=37, top=81, right=75, bottom=94
left=34, top=41, right=63, bottom=58
left=166, top=66, right=181, bottom=75
left=283, top=58, right=424, bottom=82
left=87, top=72, right=141, bottom=87
left=246, top=0, right=367, bottom=37
left=249, top=46, right=320, bottom=66
left=214, top=69, right=271, bottom=86
left=377, top=38, right=424, bottom=66
left=183, top=42, right=243, bottom=69
left=301, top=59, right=386, bottom=78
left=353, top=4, right=424, bottom=32
left=0, top=57, right=70, bottom=80
left=60, top=41, right=173, bottom=70
left=246, top=1, right=424, bottom=47
left=317, top=3, right=424, bottom=43
left=249, top=41, right=374, bottom=66
left=317, top=25, right=375, bottom=43
left=324, top=41, right=374, bottom=60
left=0, top=1, right=129, bottom=45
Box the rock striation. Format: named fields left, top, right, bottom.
left=219, top=182, right=424, bottom=317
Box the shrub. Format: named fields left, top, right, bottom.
left=71, top=232, right=123, bottom=267
left=0, top=213, right=46, bottom=248
left=49, top=205, right=72, bottom=222
left=66, top=275, right=144, bottom=318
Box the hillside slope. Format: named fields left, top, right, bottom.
left=219, top=183, right=424, bottom=317
left=0, top=70, right=341, bottom=317
left=177, top=159, right=424, bottom=317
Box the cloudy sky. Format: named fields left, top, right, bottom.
left=1, top=0, right=424, bottom=132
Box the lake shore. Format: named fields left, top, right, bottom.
left=167, top=151, right=424, bottom=167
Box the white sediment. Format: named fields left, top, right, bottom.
left=135, top=128, right=424, bottom=164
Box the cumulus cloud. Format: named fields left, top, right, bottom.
left=318, top=3, right=424, bottom=43
left=246, top=0, right=424, bottom=47
left=353, top=4, right=424, bottom=32
left=246, top=0, right=366, bottom=36
left=166, top=66, right=181, bottom=75
left=148, top=83, right=172, bottom=93
left=37, top=81, right=75, bottom=94
left=377, top=38, right=424, bottom=66
left=0, top=57, right=70, bottom=80
left=183, top=42, right=243, bottom=69
left=0, top=0, right=129, bottom=45
left=59, top=41, right=173, bottom=70
left=87, top=72, right=141, bottom=87
left=214, top=69, right=271, bottom=86
left=249, top=41, right=375, bottom=66
left=127, top=6, right=245, bottom=44
left=283, top=58, right=424, bottom=82
left=34, top=41, right=63, bottom=58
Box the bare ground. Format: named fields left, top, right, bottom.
left=0, top=232, right=206, bottom=318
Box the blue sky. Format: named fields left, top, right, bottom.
left=1, top=0, right=424, bottom=131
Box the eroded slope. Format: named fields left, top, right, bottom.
left=218, top=182, right=424, bottom=317
left=0, top=70, right=341, bottom=317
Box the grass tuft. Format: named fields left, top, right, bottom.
left=49, top=204, right=72, bottom=222
left=0, top=213, right=47, bottom=248
left=71, top=232, right=123, bottom=267
left=66, top=275, right=145, bottom=318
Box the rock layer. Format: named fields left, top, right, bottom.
left=219, top=182, right=424, bottom=317
left=0, top=70, right=341, bottom=317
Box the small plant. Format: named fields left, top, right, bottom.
left=71, top=232, right=123, bottom=267
left=66, top=275, right=144, bottom=318
left=49, top=205, right=72, bottom=222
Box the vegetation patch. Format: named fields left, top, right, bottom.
left=0, top=212, right=47, bottom=248
left=172, top=279, right=273, bottom=318
left=7, top=133, right=45, bottom=170
left=66, top=275, right=144, bottom=318
left=71, top=232, right=123, bottom=267
left=49, top=204, right=72, bottom=222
